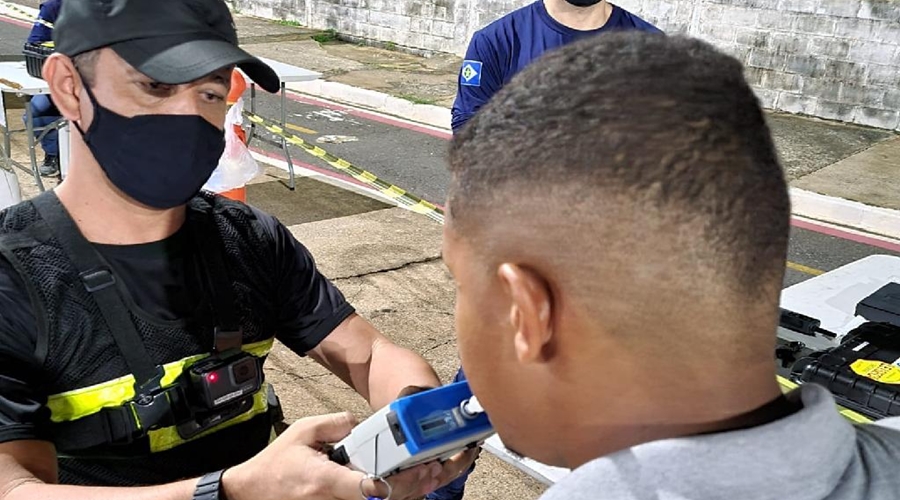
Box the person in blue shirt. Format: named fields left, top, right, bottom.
left=451, top=0, right=661, bottom=133
left=24, top=0, right=63, bottom=177
left=431, top=2, right=660, bottom=500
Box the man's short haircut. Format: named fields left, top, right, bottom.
left=72, top=50, right=100, bottom=87
left=447, top=32, right=790, bottom=298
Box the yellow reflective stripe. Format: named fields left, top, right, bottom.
left=46, top=356, right=201, bottom=424
left=244, top=338, right=275, bottom=358
left=47, top=376, right=134, bottom=423
left=47, top=338, right=275, bottom=423
left=148, top=383, right=270, bottom=453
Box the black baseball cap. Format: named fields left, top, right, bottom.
left=53, top=0, right=280, bottom=93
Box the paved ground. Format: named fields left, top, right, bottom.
left=793, top=137, right=900, bottom=210
left=0, top=8, right=26, bottom=59
left=1, top=8, right=899, bottom=500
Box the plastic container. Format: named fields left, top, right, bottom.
left=23, top=43, right=54, bottom=80
left=791, top=321, right=900, bottom=420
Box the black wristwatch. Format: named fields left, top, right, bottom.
left=193, top=469, right=225, bottom=500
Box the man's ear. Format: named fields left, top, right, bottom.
left=498, top=263, right=554, bottom=364
left=42, top=54, right=85, bottom=123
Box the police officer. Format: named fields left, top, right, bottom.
left=0, top=1, right=474, bottom=499
left=451, top=0, right=661, bottom=133
left=24, top=0, right=63, bottom=176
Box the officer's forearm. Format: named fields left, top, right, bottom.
left=309, top=314, right=442, bottom=409
left=367, top=338, right=442, bottom=409
left=0, top=442, right=200, bottom=500
left=2, top=478, right=196, bottom=500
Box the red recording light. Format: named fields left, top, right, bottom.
left=207, top=373, right=219, bottom=383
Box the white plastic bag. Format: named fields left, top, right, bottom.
left=0, top=164, right=22, bottom=210
left=204, top=98, right=260, bottom=193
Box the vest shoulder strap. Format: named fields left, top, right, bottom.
left=31, top=192, right=164, bottom=392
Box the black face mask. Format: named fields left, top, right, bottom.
left=74, top=84, right=226, bottom=209
left=564, top=0, right=603, bottom=6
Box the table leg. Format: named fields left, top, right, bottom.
left=2, top=114, right=10, bottom=163
left=247, top=83, right=257, bottom=146
left=281, top=83, right=296, bottom=191
left=0, top=91, right=8, bottom=171
left=25, top=97, right=45, bottom=192
left=58, top=120, right=69, bottom=180
left=1, top=105, right=11, bottom=174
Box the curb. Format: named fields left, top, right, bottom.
left=285, top=80, right=452, bottom=131
left=248, top=149, right=402, bottom=208
left=789, top=188, right=900, bottom=241
left=0, top=1, right=36, bottom=21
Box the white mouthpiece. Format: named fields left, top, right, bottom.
left=461, top=396, right=485, bottom=418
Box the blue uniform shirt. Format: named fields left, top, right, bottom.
left=451, top=1, right=661, bottom=132
left=27, top=0, right=61, bottom=45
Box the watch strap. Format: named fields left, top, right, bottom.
left=193, top=469, right=225, bottom=500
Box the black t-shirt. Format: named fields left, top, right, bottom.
left=0, top=205, right=354, bottom=445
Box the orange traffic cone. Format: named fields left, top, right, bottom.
left=228, top=69, right=248, bottom=104
left=227, top=70, right=249, bottom=144
left=218, top=186, right=247, bottom=203
left=220, top=71, right=249, bottom=203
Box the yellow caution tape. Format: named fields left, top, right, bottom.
left=243, top=111, right=445, bottom=224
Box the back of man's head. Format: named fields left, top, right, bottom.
left=443, top=32, right=791, bottom=465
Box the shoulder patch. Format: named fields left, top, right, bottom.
left=460, top=60, right=483, bottom=87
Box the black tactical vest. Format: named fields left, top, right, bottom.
left=0, top=191, right=281, bottom=485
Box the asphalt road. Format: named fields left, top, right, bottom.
left=1, top=16, right=897, bottom=293
left=245, top=89, right=452, bottom=204
left=0, top=12, right=27, bottom=61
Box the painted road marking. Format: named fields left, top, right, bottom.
left=787, top=261, right=825, bottom=276
left=286, top=123, right=317, bottom=135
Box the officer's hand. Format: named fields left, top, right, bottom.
left=381, top=447, right=480, bottom=499
left=223, top=412, right=394, bottom=500
left=387, top=387, right=481, bottom=497
left=373, top=461, right=444, bottom=500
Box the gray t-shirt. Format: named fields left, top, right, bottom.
left=541, top=384, right=900, bottom=500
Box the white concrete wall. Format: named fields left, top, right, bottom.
left=236, top=0, right=900, bottom=130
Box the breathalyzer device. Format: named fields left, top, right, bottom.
left=328, top=381, right=493, bottom=478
